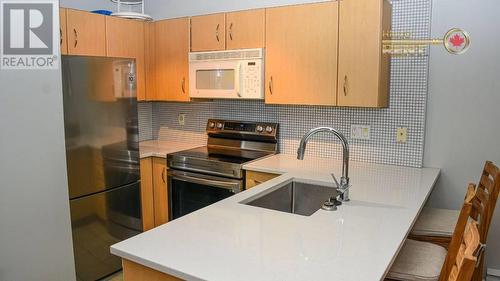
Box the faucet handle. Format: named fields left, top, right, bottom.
left=331, top=173, right=350, bottom=195
left=331, top=173, right=341, bottom=188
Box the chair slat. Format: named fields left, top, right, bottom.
left=448, top=221, right=480, bottom=281
left=439, top=184, right=475, bottom=281
left=484, top=161, right=499, bottom=177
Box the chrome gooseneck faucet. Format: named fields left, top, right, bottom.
left=297, top=127, right=351, bottom=202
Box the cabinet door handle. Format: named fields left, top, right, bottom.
left=343, top=75, right=348, bottom=96
left=181, top=77, right=186, bottom=94
left=215, top=24, right=220, bottom=42
left=229, top=23, right=233, bottom=41
left=269, top=76, right=274, bottom=95
left=73, top=28, right=78, bottom=48
left=60, top=28, right=63, bottom=46
left=161, top=168, right=166, bottom=183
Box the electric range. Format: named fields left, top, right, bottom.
left=166, top=119, right=279, bottom=219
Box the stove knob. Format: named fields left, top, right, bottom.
left=265, top=126, right=274, bottom=133
left=216, top=122, right=223, bottom=129
left=209, top=122, right=216, bottom=128
left=256, top=125, right=264, bottom=133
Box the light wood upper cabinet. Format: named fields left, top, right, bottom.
left=66, top=9, right=106, bottom=56
left=152, top=157, right=169, bottom=226
left=226, top=9, right=265, bottom=50
left=190, top=13, right=226, bottom=51
left=154, top=18, right=190, bottom=102
left=337, top=0, right=392, bottom=107
left=59, top=8, right=68, bottom=55
left=265, top=2, right=338, bottom=106
left=144, top=22, right=157, bottom=101
left=105, top=17, right=146, bottom=100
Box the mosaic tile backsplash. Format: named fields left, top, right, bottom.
left=138, top=0, right=431, bottom=168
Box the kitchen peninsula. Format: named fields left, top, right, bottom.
left=111, top=155, right=440, bottom=281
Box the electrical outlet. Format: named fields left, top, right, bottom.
left=178, top=114, right=185, bottom=126
left=351, top=125, right=371, bottom=140
left=396, top=127, right=408, bottom=143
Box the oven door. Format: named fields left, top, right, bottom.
left=168, top=170, right=243, bottom=220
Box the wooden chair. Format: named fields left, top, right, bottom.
left=410, top=162, right=500, bottom=249
left=409, top=161, right=500, bottom=281
left=447, top=220, right=481, bottom=281
left=439, top=184, right=476, bottom=281
left=469, top=161, right=500, bottom=281
left=387, top=184, right=484, bottom=281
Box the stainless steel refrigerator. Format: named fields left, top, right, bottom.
left=62, top=56, right=142, bottom=281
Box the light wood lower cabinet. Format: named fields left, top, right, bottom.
left=140, top=157, right=169, bottom=230
left=245, top=170, right=280, bottom=189
left=123, top=259, right=183, bottom=281
left=152, top=157, right=169, bottom=226
left=140, top=158, right=155, bottom=231
left=265, top=2, right=339, bottom=106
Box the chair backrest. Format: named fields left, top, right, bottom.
left=442, top=161, right=500, bottom=281
left=439, top=184, right=476, bottom=281
left=472, top=161, right=500, bottom=242
left=447, top=220, right=481, bottom=281
left=471, top=161, right=500, bottom=281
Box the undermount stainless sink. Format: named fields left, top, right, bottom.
left=242, top=180, right=338, bottom=216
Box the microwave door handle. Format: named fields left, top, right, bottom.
left=235, top=62, right=242, bottom=98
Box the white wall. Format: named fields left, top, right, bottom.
left=424, top=0, right=500, bottom=273
left=60, top=0, right=115, bottom=11
left=145, top=0, right=327, bottom=20
left=0, top=7, right=75, bottom=281
left=59, top=0, right=143, bottom=13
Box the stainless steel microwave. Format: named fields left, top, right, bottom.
left=188, top=48, right=264, bottom=100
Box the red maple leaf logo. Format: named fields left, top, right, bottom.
left=449, top=34, right=465, bottom=47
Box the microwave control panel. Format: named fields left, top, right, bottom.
left=240, top=60, right=263, bottom=99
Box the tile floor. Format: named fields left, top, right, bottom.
left=102, top=271, right=123, bottom=281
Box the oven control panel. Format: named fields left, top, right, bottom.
left=207, top=119, right=278, bottom=138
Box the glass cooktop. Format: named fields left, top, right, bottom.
left=169, top=146, right=273, bottom=165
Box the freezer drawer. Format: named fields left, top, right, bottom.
left=70, top=181, right=142, bottom=281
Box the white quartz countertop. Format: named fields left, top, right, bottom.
left=111, top=154, right=440, bottom=281
left=139, top=140, right=201, bottom=158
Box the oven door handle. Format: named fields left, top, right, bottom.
left=168, top=171, right=241, bottom=192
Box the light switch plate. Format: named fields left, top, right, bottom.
left=351, top=125, right=371, bottom=140
left=396, top=127, right=408, bottom=143
left=178, top=114, right=185, bottom=126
